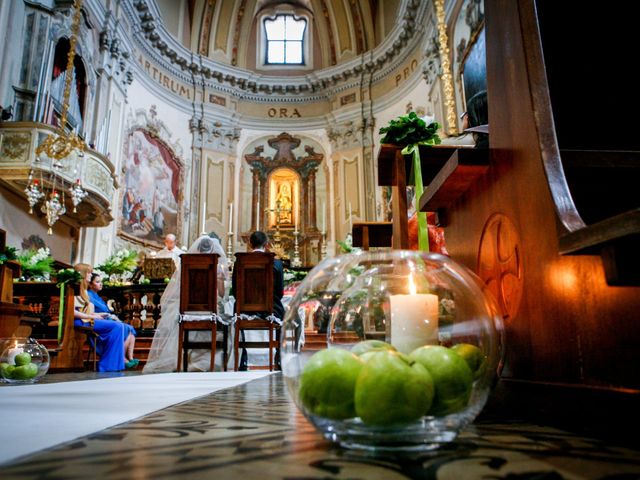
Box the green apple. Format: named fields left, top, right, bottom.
left=355, top=350, right=434, bottom=425
left=359, top=351, right=379, bottom=363
left=351, top=340, right=396, bottom=357
left=451, top=343, right=485, bottom=380
left=0, top=362, right=14, bottom=378
left=14, top=352, right=32, bottom=366
left=299, top=348, right=364, bottom=420
left=11, top=363, right=38, bottom=380
left=410, top=345, right=473, bottom=416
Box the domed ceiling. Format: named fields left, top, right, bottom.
left=155, top=0, right=401, bottom=75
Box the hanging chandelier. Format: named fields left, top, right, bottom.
left=25, top=0, right=87, bottom=234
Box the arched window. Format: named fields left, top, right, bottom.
left=264, top=14, right=307, bottom=65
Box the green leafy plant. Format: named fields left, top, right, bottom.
left=380, top=112, right=442, bottom=251
left=284, top=268, right=308, bottom=286
left=379, top=112, right=441, bottom=146
left=336, top=240, right=354, bottom=254
left=0, top=246, right=17, bottom=265
left=17, top=248, right=54, bottom=281
left=55, top=268, right=82, bottom=288
left=96, top=248, right=138, bottom=276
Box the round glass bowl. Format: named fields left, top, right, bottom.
left=281, top=251, right=503, bottom=452
left=0, top=338, right=50, bottom=384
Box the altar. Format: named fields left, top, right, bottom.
left=242, top=133, right=327, bottom=267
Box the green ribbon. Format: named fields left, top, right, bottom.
left=58, top=283, right=65, bottom=343
left=402, top=143, right=430, bottom=252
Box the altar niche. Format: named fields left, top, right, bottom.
left=269, top=169, right=299, bottom=228
left=244, top=132, right=324, bottom=266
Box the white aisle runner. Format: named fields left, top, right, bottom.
left=0, top=371, right=271, bottom=465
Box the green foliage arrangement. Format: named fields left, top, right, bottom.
left=336, top=240, right=353, bottom=254
left=17, top=248, right=54, bottom=281
left=96, top=248, right=138, bottom=276
left=379, top=112, right=441, bottom=146
left=55, top=268, right=82, bottom=288
left=283, top=268, right=308, bottom=286
left=0, top=246, right=17, bottom=265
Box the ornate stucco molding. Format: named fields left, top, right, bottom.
left=192, top=119, right=241, bottom=155
left=435, top=0, right=458, bottom=136
left=327, top=115, right=375, bottom=151
left=123, top=0, right=428, bottom=102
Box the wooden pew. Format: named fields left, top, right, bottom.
left=377, top=145, right=489, bottom=247
left=351, top=222, right=393, bottom=250
left=0, top=228, right=33, bottom=337
left=14, top=282, right=86, bottom=371
left=407, top=0, right=640, bottom=432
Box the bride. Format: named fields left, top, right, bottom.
left=143, top=235, right=233, bottom=373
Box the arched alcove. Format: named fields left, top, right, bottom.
left=50, top=37, right=87, bottom=131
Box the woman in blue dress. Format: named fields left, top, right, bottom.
left=73, top=263, right=126, bottom=372
left=88, top=273, right=139, bottom=369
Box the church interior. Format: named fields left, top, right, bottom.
left=1, top=0, right=639, bottom=477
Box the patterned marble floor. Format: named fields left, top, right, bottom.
left=2, top=373, right=640, bottom=479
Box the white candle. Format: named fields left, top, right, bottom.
left=256, top=199, right=260, bottom=230
left=228, top=202, right=233, bottom=232
left=348, top=201, right=353, bottom=232
left=389, top=275, right=439, bottom=354
left=322, top=202, right=326, bottom=233
left=201, top=201, right=206, bottom=234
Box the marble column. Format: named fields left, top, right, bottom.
left=308, top=169, right=317, bottom=230
left=259, top=174, right=266, bottom=233
left=251, top=169, right=259, bottom=231
left=301, top=176, right=309, bottom=232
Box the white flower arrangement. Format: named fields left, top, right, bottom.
left=28, top=248, right=51, bottom=266
left=17, top=247, right=54, bottom=281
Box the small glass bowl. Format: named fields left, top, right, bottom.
left=281, top=251, right=503, bottom=452
left=0, top=338, right=50, bottom=384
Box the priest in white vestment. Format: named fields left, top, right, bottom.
left=156, top=233, right=184, bottom=266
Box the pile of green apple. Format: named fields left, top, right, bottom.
left=298, top=340, right=485, bottom=425
left=0, top=352, right=39, bottom=381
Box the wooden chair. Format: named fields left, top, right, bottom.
left=233, top=252, right=280, bottom=371
left=177, top=253, right=221, bottom=372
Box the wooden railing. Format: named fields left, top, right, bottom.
left=101, top=283, right=167, bottom=332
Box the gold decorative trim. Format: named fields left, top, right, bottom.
left=435, top=0, right=458, bottom=136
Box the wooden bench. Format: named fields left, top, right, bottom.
left=14, top=282, right=86, bottom=371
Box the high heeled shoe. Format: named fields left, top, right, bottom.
left=125, top=359, right=139, bottom=369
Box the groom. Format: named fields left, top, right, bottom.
left=231, top=230, right=285, bottom=370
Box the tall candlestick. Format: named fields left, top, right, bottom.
left=322, top=202, right=326, bottom=233
left=201, top=201, right=206, bottom=234
left=256, top=199, right=260, bottom=230
left=389, top=275, right=439, bottom=354
left=295, top=201, right=299, bottom=232
left=228, top=202, right=233, bottom=232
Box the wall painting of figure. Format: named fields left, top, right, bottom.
left=118, top=129, right=183, bottom=247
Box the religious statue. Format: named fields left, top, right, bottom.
left=275, top=183, right=293, bottom=224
